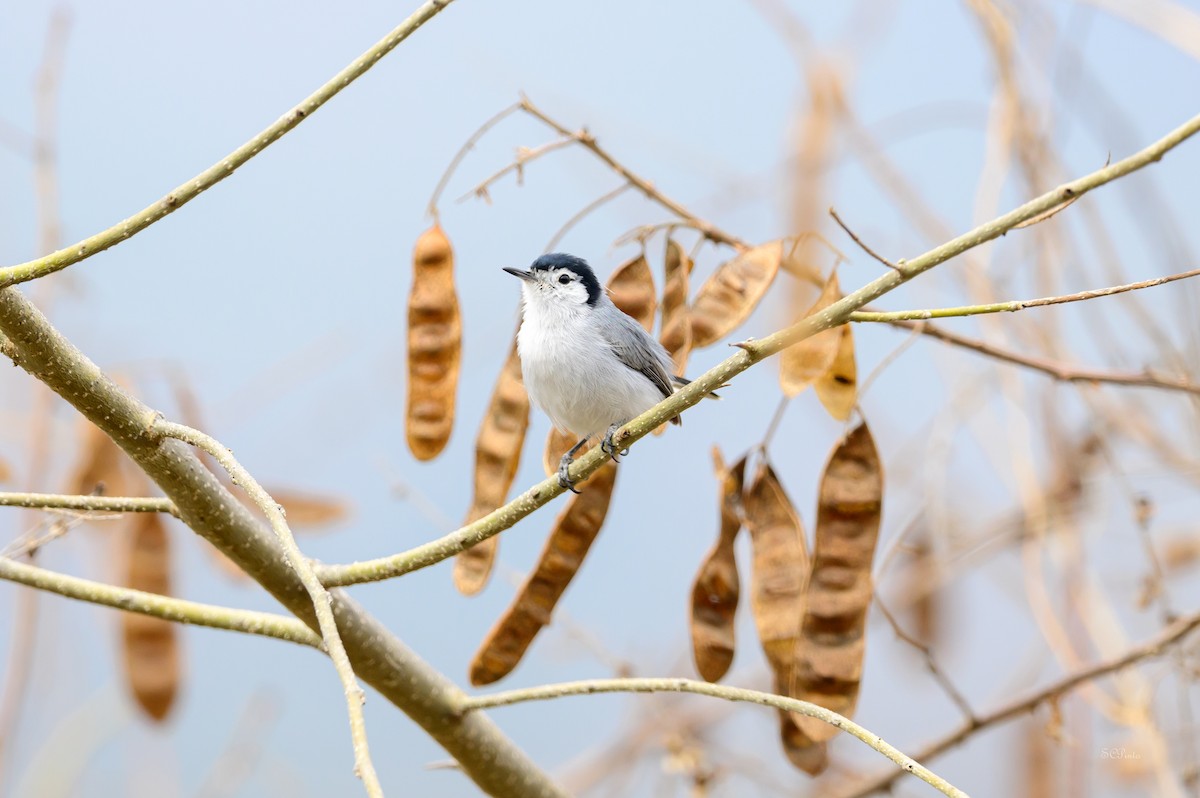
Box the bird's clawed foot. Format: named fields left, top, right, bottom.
left=557, top=437, right=589, bottom=494
left=600, top=424, right=626, bottom=461
left=557, top=455, right=581, bottom=493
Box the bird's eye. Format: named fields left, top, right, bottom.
left=558, top=274, right=572, bottom=285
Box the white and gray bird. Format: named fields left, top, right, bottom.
left=504, top=253, right=702, bottom=492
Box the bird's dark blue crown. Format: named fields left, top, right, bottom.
left=530, top=253, right=603, bottom=306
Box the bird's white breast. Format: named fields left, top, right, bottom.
left=517, top=299, right=664, bottom=438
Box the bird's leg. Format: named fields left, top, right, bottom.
left=600, top=423, right=625, bottom=460
left=557, top=437, right=589, bottom=494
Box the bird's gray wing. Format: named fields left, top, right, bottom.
left=602, top=312, right=676, bottom=401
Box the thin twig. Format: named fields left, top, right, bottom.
left=456, top=137, right=576, bottom=203
left=3, top=513, right=87, bottom=560
left=426, top=100, right=522, bottom=221
left=850, top=267, right=1200, bottom=322
left=0, top=555, right=322, bottom=648
left=317, top=109, right=1200, bottom=588
left=873, top=593, right=976, bottom=722
left=757, top=396, right=791, bottom=453
left=460, top=678, right=969, bottom=798
left=0, top=0, right=458, bottom=289
left=517, top=95, right=747, bottom=249
left=612, top=220, right=729, bottom=249
left=0, top=491, right=178, bottom=516
left=154, top=421, right=382, bottom=798
left=833, top=609, right=1200, bottom=798
left=544, top=184, right=632, bottom=253
left=829, top=207, right=902, bottom=271
left=883, top=319, right=1200, bottom=398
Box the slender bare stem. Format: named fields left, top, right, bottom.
left=517, top=96, right=748, bottom=249
left=461, top=678, right=969, bottom=798
left=0, top=556, right=322, bottom=648
left=0, top=492, right=178, bottom=516
left=833, top=609, right=1200, bottom=798
left=883, top=319, right=1200, bottom=398
left=426, top=100, right=522, bottom=221
left=544, top=184, right=631, bottom=253
left=456, top=137, right=576, bottom=203
left=850, top=267, right=1200, bottom=321
left=0, top=0, right=458, bottom=289
left=829, top=207, right=901, bottom=271
left=154, top=421, right=382, bottom=798
left=873, top=593, right=976, bottom=722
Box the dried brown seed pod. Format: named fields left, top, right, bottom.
left=743, top=458, right=825, bottom=773
left=607, top=253, right=657, bottom=331
left=793, top=421, right=883, bottom=743
left=689, top=448, right=746, bottom=682
left=813, top=323, right=857, bottom=421
left=779, top=272, right=842, bottom=398
left=454, top=342, right=531, bottom=595
left=469, top=461, right=618, bottom=686
left=660, top=238, right=694, bottom=375
left=121, top=512, right=180, bottom=722
left=689, top=241, right=783, bottom=348
left=406, top=225, right=462, bottom=461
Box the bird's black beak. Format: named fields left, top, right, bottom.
left=502, top=267, right=535, bottom=282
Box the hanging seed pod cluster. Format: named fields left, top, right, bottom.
left=685, top=423, right=883, bottom=773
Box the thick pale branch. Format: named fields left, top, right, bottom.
left=0, top=556, right=322, bottom=648
left=0, top=491, right=178, bottom=516
left=154, top=421, right=381, bottom=797
left=0, top=0, right=457, bottom=289
left=0, top=288, right=568, bottom=798
left=461, top=678, right=968, bottom=798
left=318, top=110, right=1200, bottom=588
left=850, top=267, right=1200, bottom=322
left=834, top=609, right=1200, bottom=798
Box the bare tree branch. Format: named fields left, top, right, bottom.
left=154, top=420, right=382, bottom=798
left=462, top=677, right=969, bottom=798
left=0, top=556, right=322, bottom=648
left=0, top=491, right=178, bottom=516
left=850, top=267, right=1200, bottom=322
left=833, top=609, right=1200, bottom=797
